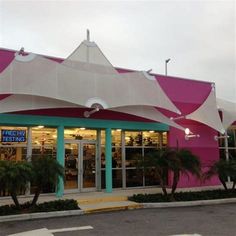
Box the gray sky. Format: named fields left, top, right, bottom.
left=0, top=0, right=235, bottom=102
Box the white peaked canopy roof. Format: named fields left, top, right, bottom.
left=110, top=106, right=185, bottom=131
left=185, top=88, right=225, bottom=134
left=0, top=52, right=180, bottom=114
left=217, top=98, right=236, bottom=129
left=0, top=94, right=79, bottom=113
left=62, top=40, right=119, bottom=74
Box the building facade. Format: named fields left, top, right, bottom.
left=0, top=40, right=235, bottom=197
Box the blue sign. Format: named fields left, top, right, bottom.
left=1, top=130, right=26, bottom=143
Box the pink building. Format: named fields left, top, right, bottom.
left=0, top=38, right=235, bottom=197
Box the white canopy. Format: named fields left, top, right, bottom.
left=62, top=40, right=119, bottom=74
left=0, top=52, right=180, bottom=114
left=217, top=98, right=236, bottom=129
left=185, top=88, right=225, bottom=134
left=110, top=106, right=185, bottom=130
left=0, top=94, right=80, bottom=113
left=0, top=94, right=185, bottom=130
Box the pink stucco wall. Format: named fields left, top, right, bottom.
left=168, top=123, right=221, bottom=187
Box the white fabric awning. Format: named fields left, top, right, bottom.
left=217, top=98, right=236, bottom=129
left=110, top=106, right=185, bottom=131
left=0, top=52, right=180, bottom=114
left=62, top=40, right=119, bottom=74
left=0, top=94, right=80, bottom=113
left=185, top=89, right=225, bottom=134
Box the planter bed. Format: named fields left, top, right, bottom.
left=0, top=199, right=80, bottom=216
left=129, top=189, right=236, bottom=203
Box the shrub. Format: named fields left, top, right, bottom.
left=129, top=189, right=236, bottom=203
left=0, top=199, right=79, bottom=216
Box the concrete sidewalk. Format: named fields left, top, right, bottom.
left=1, top=185, right=236, bottom=223
left=0, top=185, right=224, bottom=213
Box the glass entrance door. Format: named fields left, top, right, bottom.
left=82, top=143, right=96, bottom=189
left=64, top=141, right=97, bottom=192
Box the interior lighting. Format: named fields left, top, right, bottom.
left=116, top=129, right=122, bottom=132
left=80, top=127, right=86, bottom=130
left=149, top=130, right=154, bottom=133
left=37, top=125, right=44, bottom=129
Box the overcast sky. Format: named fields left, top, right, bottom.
left=0, top=0, right=235, bottom=102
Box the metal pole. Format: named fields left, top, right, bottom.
left=165, top=59, right=170, bottom=76
left=224, top=130, right=230, bottom=183
left=25, top=127, right=32, bottom=195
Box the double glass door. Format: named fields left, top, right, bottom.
left=64, top=140, right=97, bottom=192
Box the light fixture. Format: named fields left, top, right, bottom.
left=149, top=130, right=154, bottom=133
left=214, top=135, right=229, bottom=141
left=80, top=127, right=86, bottom=130
left=84, top=104, right=102, bottom=118
left=170, top=115, right=185, bottom=120
left=116, top=129, right=122, bottom=132
left=185, top=128, right=190, bottom=135
left=185, top=128, right=200, bottom=140
left=34, top=125, right=44, bottom=129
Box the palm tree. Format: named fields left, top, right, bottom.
left=165, top=149, right=202, bottom=197
left=204, top=159, right=236, bottom=190
left=30, top=156, right=64, bottom=206
left=137, top=150, right=169, bottom=196
left=0, top=160, right=32, bottom=209
left=138, top=148, right=201, bottom=199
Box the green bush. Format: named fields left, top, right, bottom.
left=32, top=199, right=79, bottom=212
left=129, top=189, right=236, bottom=203
left=0, top=199, right=79, bottom=216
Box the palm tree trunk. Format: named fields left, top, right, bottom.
left=159, top=179, right=168, bottom=196
left=11, top=193, right=20, bottom=209
left=219, top=177, right=228, bottom=190
left=31, top=187, right=41, bottom=206
left=171, top=171, right=180, bottom=195
left=156, top=172, right=168, bottom=196
left=232, top=181, right=236, bottom=190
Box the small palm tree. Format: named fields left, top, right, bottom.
left=167, top=149, right=202, bottom=196
left=137, top=148, right=201, bottom=199
left=0, top=160, right=32, bottom=209
left=30, top=156, right=64, bottom=206
left=136, top=150, right=169, bottom=196
left=205, top=159, right=236, bottom=190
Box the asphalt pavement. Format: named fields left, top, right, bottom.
left=1, top=204, right=236, bottom=236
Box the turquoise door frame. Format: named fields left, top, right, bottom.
left=105, top=128, right=112, bottom=193
left=0, top=114, right=169, bottom=195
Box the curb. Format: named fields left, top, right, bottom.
left=84, top=203, right=143, bottom=214
left=78, top=196, right=128, bottom=204
left=142, top=197, right=236, bottom=209
left=0, top=209, right=84, bottom=223
left=1, top=198, right=236, bottom=223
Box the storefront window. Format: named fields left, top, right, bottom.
left=64, top=128, right=97, bottom=141
left=32, top=127, right=57, bottom=160
left=101, top=130, right=167, bottom=189
left=125, top=131, right=143, bottom=146
left=228, top=129, right=236, bottom=148
left=143, top=131, right=159, bottom=147
left=219, top=126, right=236, bottom=160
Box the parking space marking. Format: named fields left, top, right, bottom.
left=49, top=225, right=93, bottom=233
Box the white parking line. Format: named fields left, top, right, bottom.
left=8, top=226, right=93, bottom=236
left=170, top=234, right=202, bottom=236
left=49, top=226, right=93, bottom=233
